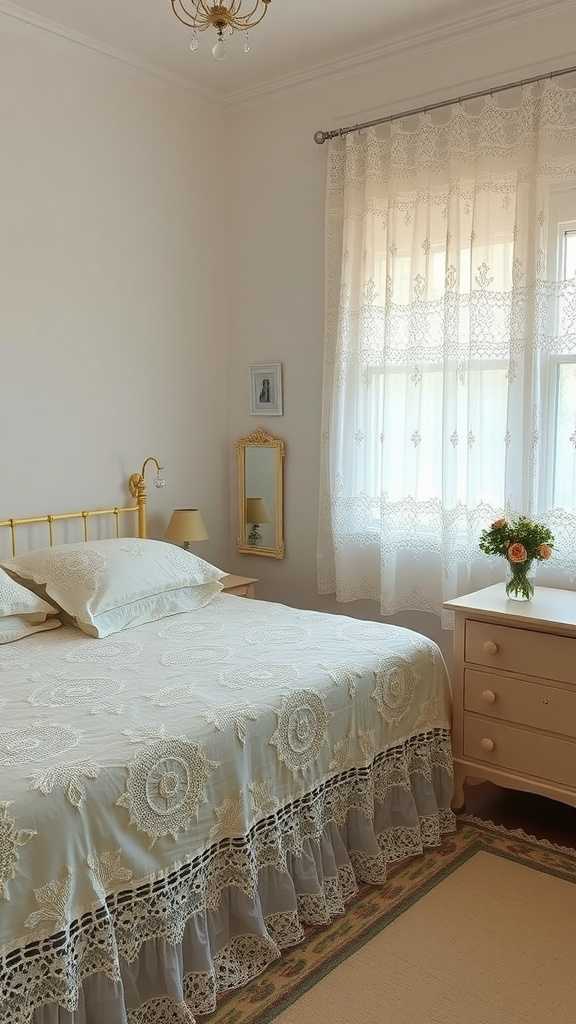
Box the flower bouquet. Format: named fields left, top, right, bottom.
left=479, top=516, right=554, bottom=601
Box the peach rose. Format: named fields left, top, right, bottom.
left=538, top=543, right=552, bottom=560
left=491, top=518, right=507, bottom=529
left=508, top=542, right=527, bottom=563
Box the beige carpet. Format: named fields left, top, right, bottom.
left=275, top=851, right=576, bottom=1024
left=212, top=820, right=576, bottom=1024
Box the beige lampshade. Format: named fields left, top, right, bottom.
left=165, top=508, right=208, bottom=544
left=246, top=497, right=271, bottom=524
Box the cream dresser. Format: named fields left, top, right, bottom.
left=444, top=584, right=576, bottom=811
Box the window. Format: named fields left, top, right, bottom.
left=367, top=203, right=576, bottom=519
left=547, top=203, right=576, bottom=512
left=545, top=228, right=573, bottom=507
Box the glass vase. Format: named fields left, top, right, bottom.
left=505, top=559, right=535, bottom=601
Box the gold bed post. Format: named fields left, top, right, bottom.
left=128, top=456, right=165, bottom=540
left=130, top=474, right=148, bottom=539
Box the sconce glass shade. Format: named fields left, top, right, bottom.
left=165, top=509, right=208, bottom=544
left=246, top=497, right=271, bottom=524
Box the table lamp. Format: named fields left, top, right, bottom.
left=165, top=509, right=208, bottom=550
left=246, top=497, right=271, bottom=546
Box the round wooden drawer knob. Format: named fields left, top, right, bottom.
left=481, top=689, right=497, bottom=704
left=483, top=640, right=499, bottom=655
left=480, top=737, right=495, bottom=753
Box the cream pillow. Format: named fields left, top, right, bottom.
left=0, top=567, right=58, bottom=622
left=0, top=615, right=61, bottom=645
left=2, top=538, right=225, bottom=638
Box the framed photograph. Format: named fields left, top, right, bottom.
left=249, top=363, right=283, bottom=416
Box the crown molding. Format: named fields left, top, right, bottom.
left=222, top=0, right=576, bottom=105
left=0, top=0, right=219, bottom=102
left=1, top=0, right=574, bottom=109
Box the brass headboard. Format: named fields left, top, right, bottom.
left=0, top=456, right=164, bottom=557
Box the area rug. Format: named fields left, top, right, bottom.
left=210, top=818, right=576, bottom=1024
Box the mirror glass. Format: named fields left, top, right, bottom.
left=236, top=429, right=285, bottom=559
left=245, top=447, right=276, bottom=549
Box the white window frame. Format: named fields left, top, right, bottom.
left=542, top=189, right=576, bottom=510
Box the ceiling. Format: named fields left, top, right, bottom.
left=2, top=0, right=563, bottom=100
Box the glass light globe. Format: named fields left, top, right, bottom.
left=212, top=37, right=227, bottom=61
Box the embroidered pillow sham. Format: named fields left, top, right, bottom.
left=2, top=539, right=225, bottom=638
left=0, top=615, right=61, bottom=644
left=0, top=567, right=58, bottom=622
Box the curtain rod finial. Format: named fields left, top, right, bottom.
left=314, top=130, right=327, bottom=145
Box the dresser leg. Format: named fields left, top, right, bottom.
left=452, top=768, right=466, bottom=812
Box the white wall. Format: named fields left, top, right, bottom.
left=223, top=5, right=576, bottom=655
left=3, top=4, right=576, bottom=654
left=0, top=15, right=228, bottom=566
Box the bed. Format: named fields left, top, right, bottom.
left=0, top=484, right=454, bottom=1024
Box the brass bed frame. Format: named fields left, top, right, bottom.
left=0, top=456, right=162, bottom=556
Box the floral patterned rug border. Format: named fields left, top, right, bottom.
left=209, top=818, right=576, bottom=1024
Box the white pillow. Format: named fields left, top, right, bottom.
left=2, top=538, right=225, bottom=638
left=0, top=615, right=61, bottom=645
left=0, top=567, right=58, bottom=622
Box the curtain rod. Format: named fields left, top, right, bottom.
left=313, top=62, right=576, bottom=144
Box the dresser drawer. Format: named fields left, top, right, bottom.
left=465, top=670, right=576, bottom=740
left=464, top=715, right=576, bottom=790
left=465, top=619, right=576, bottom=685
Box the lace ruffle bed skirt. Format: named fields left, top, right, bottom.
left=6, top=729, right=455, bottom=1024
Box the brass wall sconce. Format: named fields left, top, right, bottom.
left=128, top=456, right=166, bottom=538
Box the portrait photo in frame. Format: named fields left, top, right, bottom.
left=249, top=363, right=283, bottom=416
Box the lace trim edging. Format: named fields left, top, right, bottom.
left=1, top=728, right=455, bottom=1024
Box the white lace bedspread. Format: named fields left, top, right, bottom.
left=0, top=594, right=451, bottom=1009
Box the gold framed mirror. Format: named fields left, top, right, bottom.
left=236, top=428, right=285, bottom=559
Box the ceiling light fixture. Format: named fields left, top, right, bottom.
left=171, top=1, right=272, bottom=61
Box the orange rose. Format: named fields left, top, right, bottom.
left=538, top=543, right=552, bottom=560
left=492, top=518, right=507, bottom=529
left=508, top=542, right=527, bottom=563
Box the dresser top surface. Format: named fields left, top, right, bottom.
left=444, top=583, right=576, bottom=631
left=221, top=574, right=258, bottom=589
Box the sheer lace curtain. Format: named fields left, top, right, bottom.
left=318, top=79, right=576, bottom=623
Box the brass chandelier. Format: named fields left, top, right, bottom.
left=171, top=1, right=272, bottom=60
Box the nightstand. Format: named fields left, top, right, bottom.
left=221, top=575, right=258, bottom=598
left=444, top=584, right=576, bottom=811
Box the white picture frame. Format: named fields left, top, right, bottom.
left=249, top=363, right=283, bottom=416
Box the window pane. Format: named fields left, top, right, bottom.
left=565, top=231, right=576, bottom=280
left=365, top=364, right=507, bottom=509
left=558, top=230, right=576, bottom=358
left=553, top=362, right=576, bottom=509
